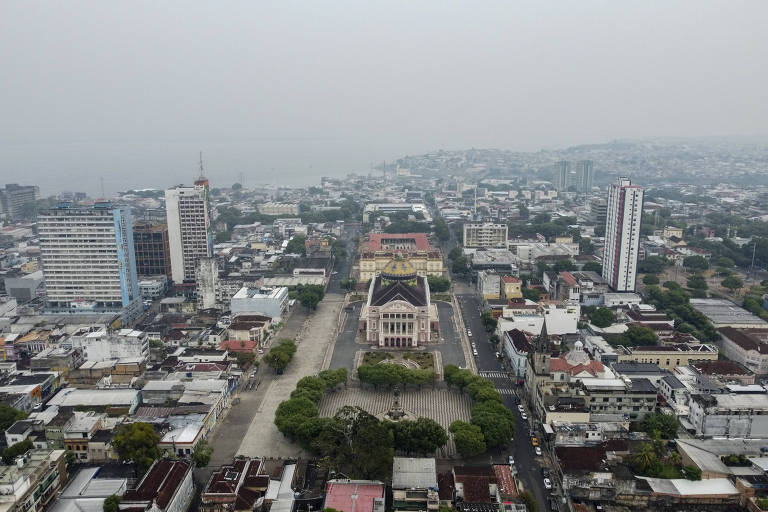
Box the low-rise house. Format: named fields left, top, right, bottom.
left=48, top=466, right=129, bottom=512
left=324, top=480, right=386, bottom=512
left=46, top=388, right=140, bottom=415
left=0, top=449, right=68, bottom=512
left=120, top=458, right=194, bottom=512
left=392, top=457, right=438, bottom=512
left=200, top=457, right=269, bottom=512
left=717, top=327, right=768, bottom=375
left=692, top=360, right=755, bottom=386
left=62, top=412, right=105, bottom=462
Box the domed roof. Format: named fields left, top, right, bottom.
left=381, top=258, right=417, bottom=281
left=575, top=340, right=584, bottom=350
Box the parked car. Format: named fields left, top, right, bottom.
left=541, top=467, right=550, bottom=478
left=517, top=404, right=525, bottom=412
left=543, top=478, right=552, bottom=490
left=531, top=437, right=539, bottom=447
left=508, top=455, right=514, bottom=465
left=521, top=412, right=528, bottom=420
left=535, top=446, right=542, bottom=456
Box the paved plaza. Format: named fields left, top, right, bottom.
left=235, top=293, right=345, bottom=459
left=318, top=387, right=473, bottom=457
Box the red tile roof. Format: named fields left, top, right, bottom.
left=123, top=459, right=191, bottom=509
left=219, top=340, right=259, bottom=352
left=502, top=276, right=521, bottom=284
left=367, top=233, right=430, bottom=251
left=550, top=358, right=604, bottom=377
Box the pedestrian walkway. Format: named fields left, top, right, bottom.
left=318, top=387, right=473, bottom=457
left=480, top=371, right=509, bottom=378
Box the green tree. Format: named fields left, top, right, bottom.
left=519, top=491, right=537, bottom=512
left=715, top=256, right=734, bottom=268
left=722, top=275, right=744, bottom=292
left=687, top=274, right=708, bottom=290
left=2, top=439, right=34, bottom=464
left=682, top=465, right=702, bottom=480
left=393, top=418, right=448, bottom=455
left=0, top=404, right=28, bottom=431
left=103, top=495, right=121, bottom=512
left=642, top=412, right=679, bottom=439
left=448, top=247, right=462, bottom=261
left=231, top=182, right=243, bottom=190
left=643, top=274, right=660, bottom=285
left=340, top=278, right=357, bottom=292
left=192, top=440, right=213, bottom=467
left=427, top=275, right=451, bottom=293
left=481, top=311, right=498, bottom=333
left=274, top=398, right=319, bottom=439
left=471, top=400, right=515, bottom=448
left=215, top=231, right=231, bottom=243
left=522, top=287, right=541, bottom=302
left=616, top=324, right=658, bottom=346
left=449, top=421, right=486, bottom=457
left=285, top=235, right=307, bottom=256
left=589, top=307, right=616, bottom=328
left=236, top=352, right=256, bottom=369
left=299, top=288, right=321, bottom=311
left=112, top=423, right=161, bottom=470
left=581, top=261, right=602, bottom=273
left=637, top=256, right=667, bottom=274
left=452, top=256, right=469, bottom=275
left=683, top=255, right=709, bottom=273
left=552, top=259, right=576, bottom=272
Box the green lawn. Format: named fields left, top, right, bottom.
left=362, top=352, right=393, bottom=365
left=403, top=352, right=435, bottom=370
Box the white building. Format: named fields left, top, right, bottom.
left=496, top=301, right=580, bottom=336
left=477, top=271, right=500, bottom=300
left=462, top=223, right=508, bottom=248
left=38, top=203, right=142, bottom=323
left=689, top=392, right=768, bottom=438
left=258, top=202, right=300, bottom=216
left=63, top=328, right=149, bottom=362
left=230, top=286, right=289, bottom=320
left=165, top=178, right=213, bottom=283
left=602, top=177, right=643, bottom=291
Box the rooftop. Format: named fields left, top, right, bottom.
left=690, top=298, right=768, bottom=327
left=324, top=481, right=385, bottom=512
left=367, top=233, right=430, bottom=251
left=122, top=458, right=192, bottom=508
left=392, top=457, right=437, bottom=490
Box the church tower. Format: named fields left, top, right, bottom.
left=532, top=318, right=551, bottom=375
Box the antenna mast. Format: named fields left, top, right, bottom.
left=199, top=151, right=204, bottom=178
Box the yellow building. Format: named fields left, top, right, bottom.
left=663, top=226, right=684, bottom=240
left=359, top=251, right=443, bottom=283
left=616, top=343, right=718, bottom=370
left=502, top=275, right=523, bottom=299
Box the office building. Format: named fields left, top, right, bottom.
left=38, top=203, right=142, bottom=322
left=0, top=183, right=40, bottom=221
left=577, top=160, right=594, bottom=192
left=133, top=222, right=172, bottom=277
left=463, top=223, right=508, bottom=248
left=165, top=177, right=213, bottom=283
left=602, top=177, right=643, bottom=292
left=555, top=160, right=571, bottom=191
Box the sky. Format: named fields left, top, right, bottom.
left=1, top=1, right=767, bottom=195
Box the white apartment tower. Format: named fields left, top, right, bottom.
left=38, top=202, right=142, bottom=322
left=602, top=177, right=644, bottom=292
left=165, top=176, right=214, bottom=283
left=463, top=223, right=508, bottom=248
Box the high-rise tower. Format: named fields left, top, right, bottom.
left=38, top=202, right=141, bottom=322
left=165, top=174, right=213, bottom=283
left=602, top=177, right=644, bottom=292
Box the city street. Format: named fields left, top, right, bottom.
left=456, top=292, right=552, bottom=511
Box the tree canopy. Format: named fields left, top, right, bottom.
left=285, top=235, right=307, bottom=256
left=103, top=495, right=121, bottom=512
left=393, top=418, right=448, bottom=455
left=264, top=338, right=297, bottom=373
left=0, top=404, right=27, bottom=432
left=449, top=421, right=486, bottom=457
left=112, top=422, right=161, bottom=470
left=588, top=307, right=615, bottom=328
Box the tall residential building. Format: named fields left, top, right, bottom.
left=577, top=160, right=594, bottom=192
left=165, top=177, right=213, bottom=283
left=463, top=223, right=508, bottom=248
left=38, top=202, right=141, bottom=322
left=602, top=177, right=644, bottom=292
left=555, top=160, right=571, bottom=191
left=0, top=183, right=40, bottom=220
left=133, top=222, right=172, bottom=277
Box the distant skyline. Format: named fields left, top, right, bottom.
left=1, top=1, right=767, bottom=195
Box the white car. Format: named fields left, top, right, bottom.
left=521, top=412, right=528, bottom=420
left=517, top=404, right=525, bottom=412
left=543, top=478, right=552, bottom=489
left=508, top=455, right=514, bottom=465
left=473, top=349, right=479, bottom=357
left=467, top=330, right=473, bottom=336
left=535, top=446, right=542, bottom=456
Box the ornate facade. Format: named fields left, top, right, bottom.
left=360, top=259, right=437, bottom=348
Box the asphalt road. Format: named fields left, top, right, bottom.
left=456, top=293, right=552, bottom=511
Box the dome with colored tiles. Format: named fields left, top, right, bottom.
left=380, top=257, right=417, bottom=281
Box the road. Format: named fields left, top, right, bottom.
left=456, top=292, right=552, bottom=511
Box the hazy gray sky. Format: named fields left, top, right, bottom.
left=1, top=1, right=767, bottom=195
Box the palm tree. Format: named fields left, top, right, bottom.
left=633, top=443, right=658, bottom=474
